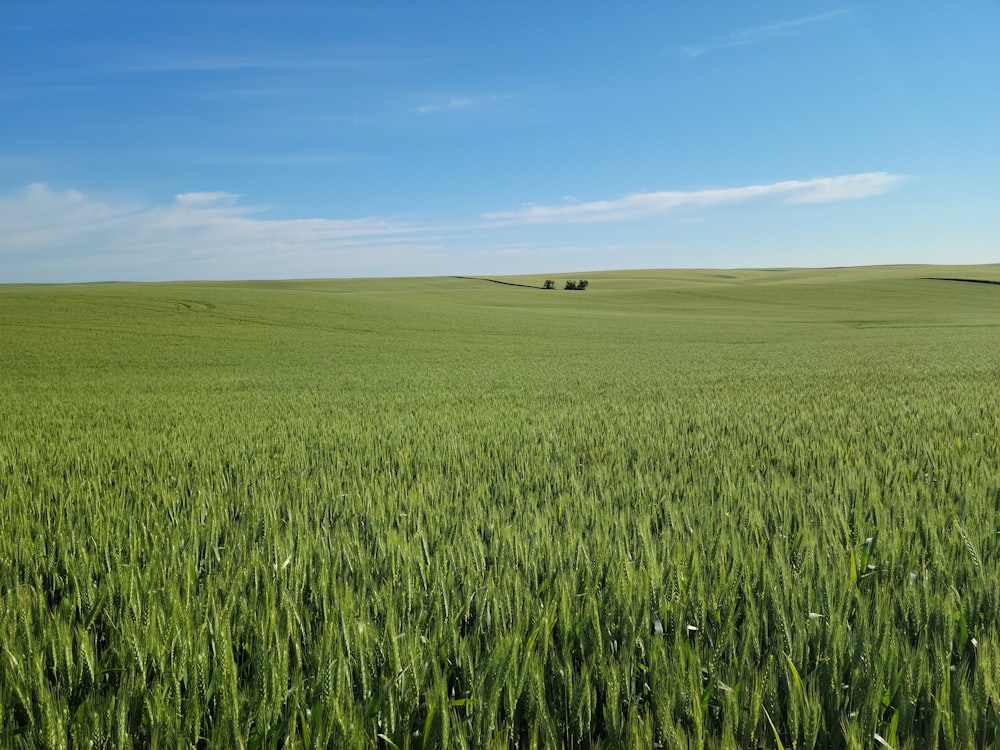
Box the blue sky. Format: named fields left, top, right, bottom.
left=2, top=1, right=997, bottom=282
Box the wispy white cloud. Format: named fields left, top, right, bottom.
left=680, top=8, right=854, bottom=58
left=191, top=86, right=340, bottom=100
left=0, top=173, right=917, bottom=282
left=0, top=184, right=438, bottom=282
left=483, top=173, right=905, bottom=225
left=100, top=49, right=416, bottom=74
left=2, top=48, right=421, bottom=101
left=161, top=150, right=363, bottom=168
left=173, top=191, right=241, bottom=206
left=417, top=97, right=475, bottom=114
left=415, top=92, right=516, bottom=115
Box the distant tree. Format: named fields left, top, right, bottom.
left=564, top=280, right=578, bottom=290
left=543, top=279, right=555, bottom=289
left=577, top=280, right=589, bottom=290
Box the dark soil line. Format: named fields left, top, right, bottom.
left=451, top=276, right=546, bottom=290
left=923, top=277, right=1000, bottom=286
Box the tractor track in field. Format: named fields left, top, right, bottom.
left=923, top=277, right=1000, bottom=287
left=450, top=276, right=546, bottom=289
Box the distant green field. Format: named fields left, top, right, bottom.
left=1, top=266, right=998, bottom=748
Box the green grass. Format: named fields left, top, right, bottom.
left=1, top=266, right=998, bottom=748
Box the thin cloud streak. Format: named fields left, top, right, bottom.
left=415, top=92, right=517, bottom=115
left=483, top=173, right=905, bottom=225
left=97, top=47, right=419, bottom=74
left=417, top=97, right=474, bottom=114
left=681, top=8, right=854, bottom=58
left=0, top=184, right=437, bottom=282
left=0, top=173, right=916, bottom=282
left=166, top=151, right=363, bottom=168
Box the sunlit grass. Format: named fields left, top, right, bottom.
left=1, top=266, right=998, bottom=747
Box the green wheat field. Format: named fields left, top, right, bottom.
left=1, top=266, right=998, bottom=749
